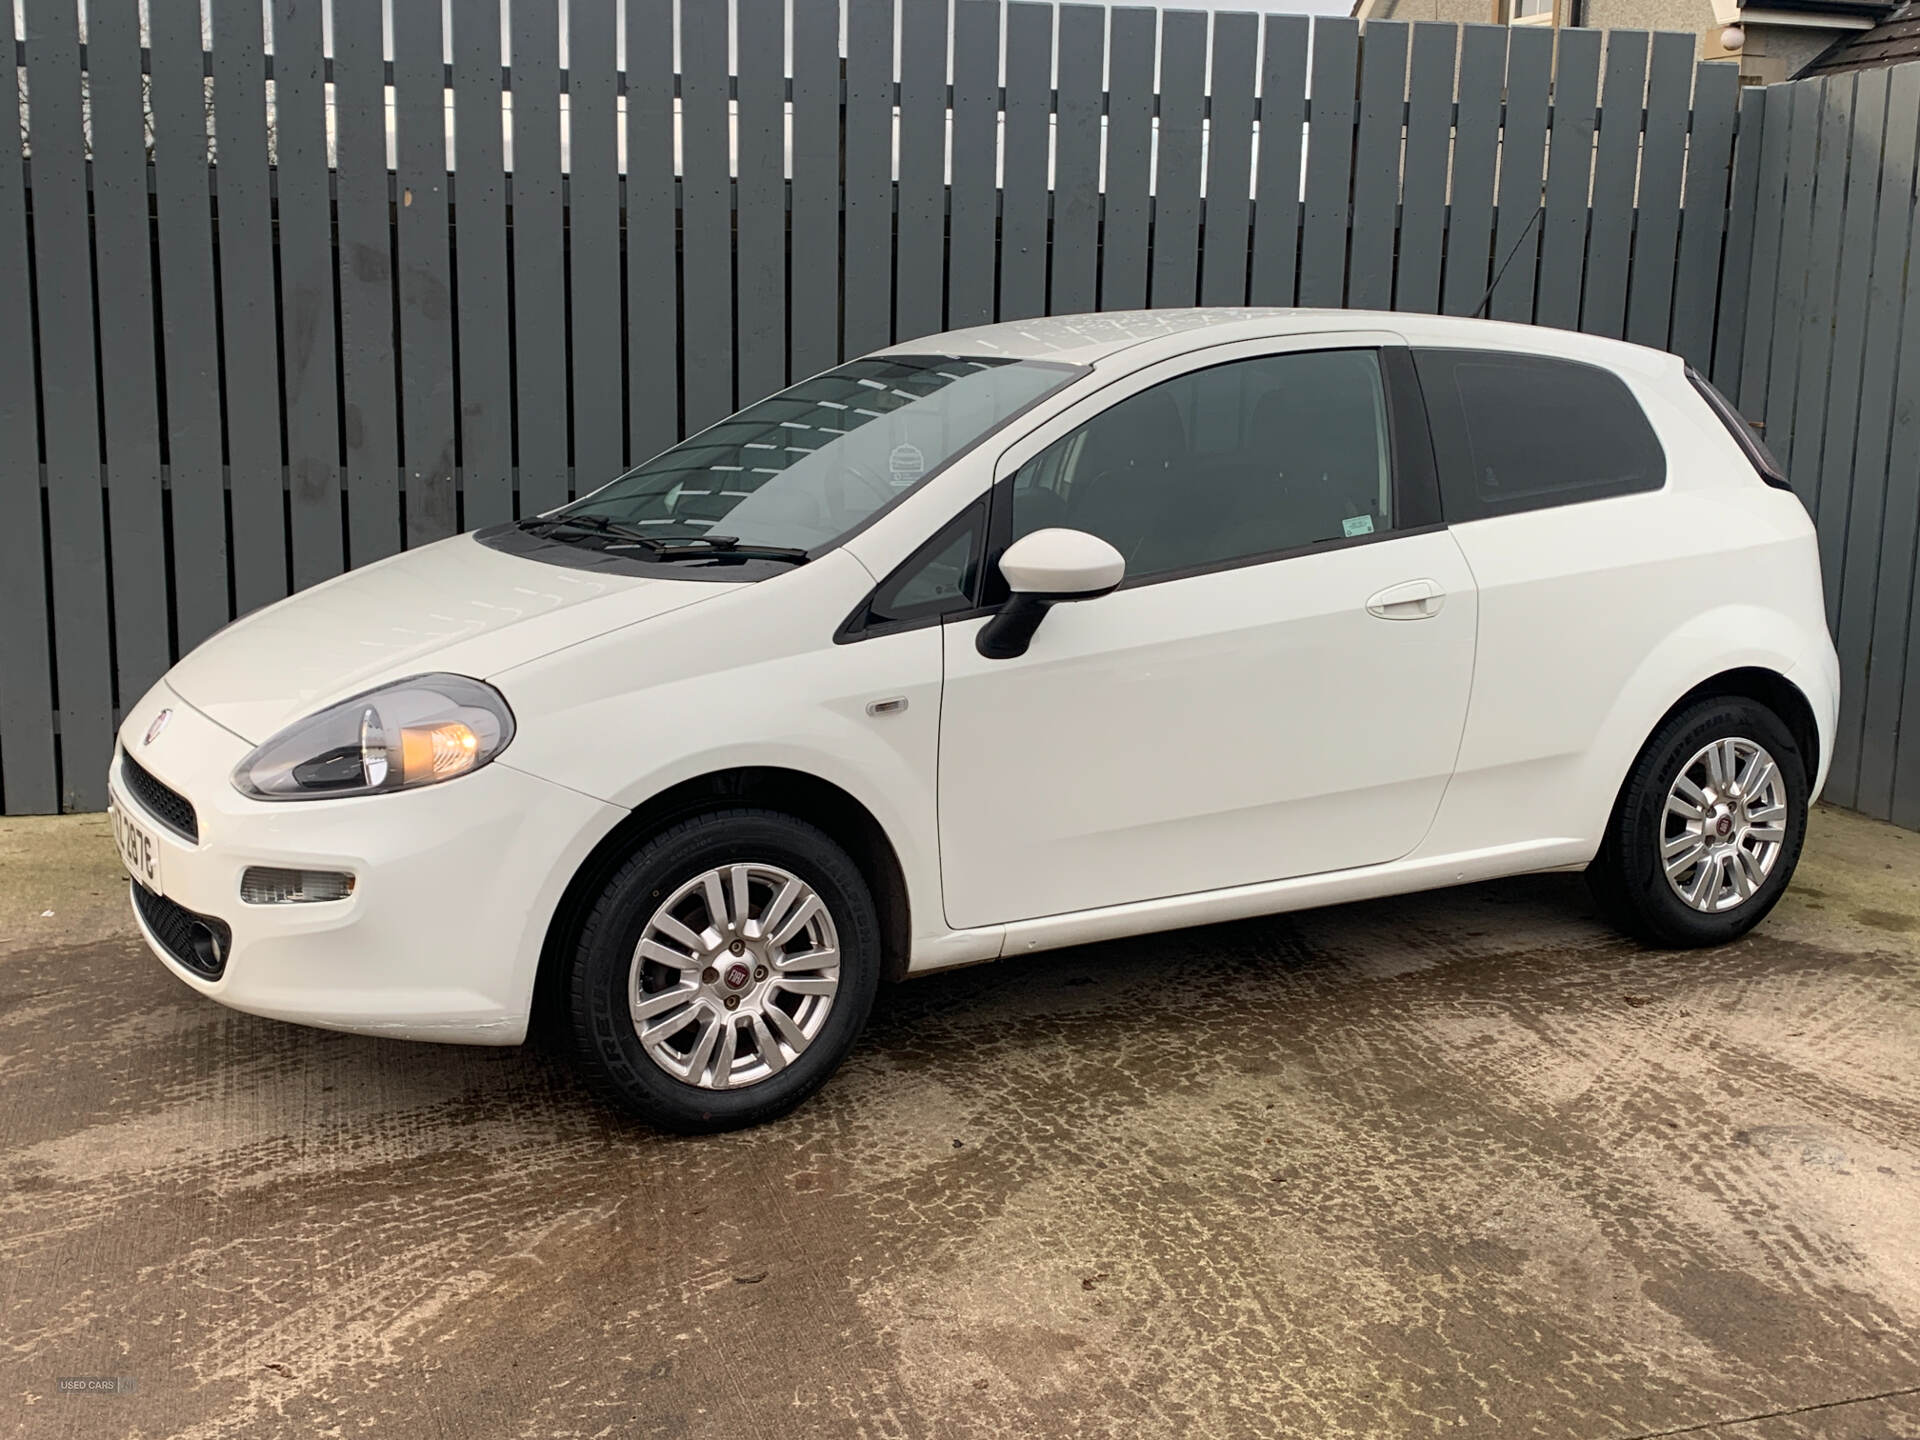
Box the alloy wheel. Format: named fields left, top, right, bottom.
left=1660, top=736, right=1789, bottom=913
left=627, top=863, right=841, bottom=1089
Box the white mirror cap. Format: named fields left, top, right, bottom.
left=999, top=528, right=1126, bottom=597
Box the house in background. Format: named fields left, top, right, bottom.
left=1349, top=0, right=1894, bottom=84
left=1797, top=1, right=1920, bottom=73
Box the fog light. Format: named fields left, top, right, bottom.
left=240, top=867, right=356, bottom=904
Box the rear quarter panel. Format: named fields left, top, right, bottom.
left=1416, top=360, right=1835, bottom=862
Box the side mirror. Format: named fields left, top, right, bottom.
left=976, top=528, right=1125, bottom=660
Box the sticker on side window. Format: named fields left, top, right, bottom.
left=1342, top=514, right=1375, bottom=538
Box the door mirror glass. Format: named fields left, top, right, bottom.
left=978, top=529, right=1124, bottom=660
left=998, top=527, right=1125, bottom=598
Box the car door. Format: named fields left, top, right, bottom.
left=934, top=338, right=1480, bottom=930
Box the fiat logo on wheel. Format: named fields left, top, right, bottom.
left=1715, top=815, right=1734, bottom=837
left=724, top=961, right=751, bottom=989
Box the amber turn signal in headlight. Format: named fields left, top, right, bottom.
left=232, top=674, right=514, bottom=801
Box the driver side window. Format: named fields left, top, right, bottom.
left=1008, top=348, right=1395, bottom=584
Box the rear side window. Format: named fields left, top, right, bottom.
left=1687, top=366, right=1790, bottom=490
left=1415, top=349, right=1666, bottom=521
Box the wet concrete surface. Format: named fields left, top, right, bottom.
left=2, top=807, right=1917, bottom=1439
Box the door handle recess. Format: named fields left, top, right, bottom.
left=1366, top=579, right=1444, bottom=620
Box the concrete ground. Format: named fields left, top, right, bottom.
left=2, top=809, right=1917, bottom=1440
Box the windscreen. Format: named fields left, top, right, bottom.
left=562, top=355, right=1080, bottom=552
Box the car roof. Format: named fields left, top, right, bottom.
left=877, top=307, right=1678, bottom=380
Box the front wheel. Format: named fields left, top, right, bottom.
left=1588, top=696, right=1809, bottom=948
left=566, top=809, right=882, bottom=1132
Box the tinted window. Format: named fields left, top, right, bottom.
left=864, top=503, right=985, bottom=627
left=1415, top=349, right=1665, bottom=521
left=1006, top=348, right=1395, bottom=584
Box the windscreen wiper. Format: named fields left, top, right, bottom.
left=616, top=534, right=811, bottom=565
left=517, top=515, right=809, bottom=564
left=515, top=513, right=660, bottom=545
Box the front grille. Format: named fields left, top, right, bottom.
left=131, top=881, right=231, bottom=981
left=122, top=752, right=198, bottom=843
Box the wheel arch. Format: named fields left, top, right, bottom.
left=1598, top=664, right=1822, bottom=848
left=529, top=766, right=913, bottom=1039
left=1661, top=666, right=1820, bottom=772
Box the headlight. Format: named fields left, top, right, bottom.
left=232, top=674, right=515, bottom=801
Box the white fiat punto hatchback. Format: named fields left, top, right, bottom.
left=109, top=310, right=1838, bottom=1130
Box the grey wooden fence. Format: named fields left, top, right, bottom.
left=0, top=1, right=1758, bottom=813
left=1734, top=64, right=1920, bottom=831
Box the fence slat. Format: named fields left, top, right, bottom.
left=896, top=0, right=947, bottom=343
left=1783, top=78, right=1853, bottom=500
left=1887, top=174, right=1920, bottom=825
left=1760, top=80, right=1825, bottom=483
left=1299, top=18, right=1358, bottom=307
left=1534, top=28, right=1600, bottom=332
left=1346, top=21, right=1407, bottom=313
left=1670, top=60, right=1739, bottom=371
left=274, top=0, right=345, bottom=581
left=1580, top=31, right=1647, bottom=338
left=150, top=0, right=233, bottom=648
left=0, top=0, right=55, bottom=811
left=209, top=0, right=289, bottom=610
left=1200, top=11, right=1258, bottom=307
left=508, top=0, right=568, bottom=510
left=626, top=0, right=683, bottom=451
left=453, top=0, right=514, bottom=521
left=736, top=0, right=787, bottom=400
left=950, top=0, right=1002, bottom=327
left=1440, top=26, right=1505, bottom=316
left=1052, top=5, right=1105, bottom=315
left=1001, top=3, right=1054, bottom=322
left=567, top=0, right=624, bottom=480
left=87, top=0, right=170, bottom=710
left=737, top=0, right=791, bottom=395
left=790, top=1, right=842, bottom=377
left=1623, top=32, right=1694, bottom=347
left=1393, top=22, right=1455, bottom=315
left=1831, top=67, right=1920, bottom=810
left=1490, top=24, right=1551, bottom=323
left=1250, top=15, right=1308, bottom=306
left=1813, top=72, right=1886, bottom=626
left=1102, top=8, right=1156, bottom=310
left=1737, top=84, right=1796, bottom=415
left=843, top=0, right=894, bottom=355
left=1150, top=9, right=1207, bottom=308
left=27, top=0, right=112, bottom=808
left=679, top=0, right=734, bottom=427
left=1713, top=89, right=1767, bottom=396
left=394, top=0, right=459, bottom=542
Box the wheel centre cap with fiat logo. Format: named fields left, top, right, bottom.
left=723, top=961, right=751, bottom=989
left=143, top=708, right=172, bottom=747
left=1715, top=815, right=1734, bottom=837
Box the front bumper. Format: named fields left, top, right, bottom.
left=111, top=681, right=625, bottom=1043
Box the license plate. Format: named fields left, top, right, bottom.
left=110, top=800, right=163, bottom=893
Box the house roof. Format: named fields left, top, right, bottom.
left=1798, top=1, right=1920, bottom=73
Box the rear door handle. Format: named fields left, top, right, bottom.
left=1366, top=578, right=1444, bottom=620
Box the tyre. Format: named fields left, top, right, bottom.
left=1588, top=695, right=1809, bottom=948
left=566, top=808, right=882, bottom=1132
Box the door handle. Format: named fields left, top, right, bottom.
left=1366, top=579, right=1444, bottom=620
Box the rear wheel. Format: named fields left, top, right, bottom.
left=566, top=809, right=881, bottom=1132
left=1588, top=696, right=1809, bottom=948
